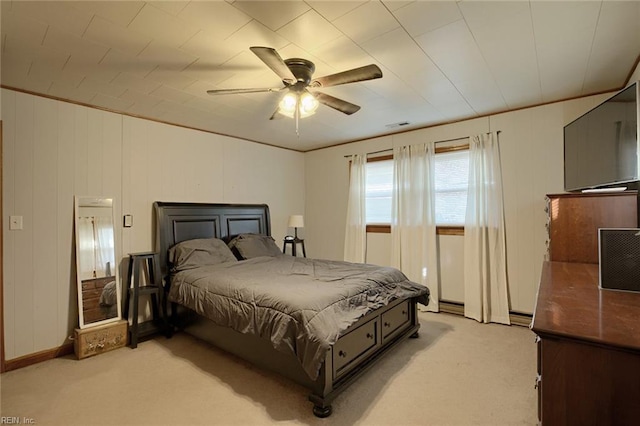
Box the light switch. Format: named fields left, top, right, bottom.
left=9, top=216, right=23, bottom=230
left=123, top=214, right=133, bottom=228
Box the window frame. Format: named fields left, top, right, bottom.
left=360, top=144, right=469, bottom=235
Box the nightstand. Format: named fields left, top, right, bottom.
left=123, top=252, right=169, bottom=348
left=283, top=237, right=306, bottom=257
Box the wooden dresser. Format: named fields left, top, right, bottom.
left=81, top=276, right=116, bottom=323
left=532, top=262, right=640, bottom=425
left=532, top=191, right=640, bottom=425
left=546, top=191, right=638, bottom=263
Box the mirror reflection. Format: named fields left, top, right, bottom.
left=75, top=196, right=121, bottom=328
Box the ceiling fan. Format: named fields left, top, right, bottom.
left=206, top=47, right=383, bottom=131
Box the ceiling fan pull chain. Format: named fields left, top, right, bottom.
left=295, top=97, right=300, bottom=137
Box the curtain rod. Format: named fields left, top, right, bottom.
left=343, top=131, right=500, bottom=158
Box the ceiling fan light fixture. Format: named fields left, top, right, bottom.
left=278, top=91, right=319, bottom=119
left=299, top=91, right=319, bottom=116
left=278, top=92, right=298, bottom=118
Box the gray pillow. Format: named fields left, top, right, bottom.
left=169, top=238, right=237, bottom=271
left=228, top=233, right=282, bottom=259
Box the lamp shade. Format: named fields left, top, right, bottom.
left=278, top=91, right=319, bottom=119
left=288, top=215, right=304, bottom=228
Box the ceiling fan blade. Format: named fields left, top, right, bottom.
left=207, top=87, right=283, bottom=95
left=310, top=64, right=382, bottom=88
left=250, top=46, right=296, bottom=83
left=314, top=92, right=361, bottom=115
left=269, top=107, right=285, bottom=120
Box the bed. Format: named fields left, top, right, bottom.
left=154, top=202, right=430, bottom=417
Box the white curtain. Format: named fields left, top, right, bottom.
left=463, top=132, right=510, bottom=325
left=78, top=217, right=95, bottom=281
left=78, top=216, right=115, bottom=280
left=344, top=153, right=367, bottom=263
left=391, top=143, right=439, bottom=312
left=94, top=216, right=115, bottom=277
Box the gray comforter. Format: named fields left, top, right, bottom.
left=169, top=255, right=430, bottom=380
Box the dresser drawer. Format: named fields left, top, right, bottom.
left=333, top=318, right=379, bottom=379
left=381, top=300, right=410, bottom=342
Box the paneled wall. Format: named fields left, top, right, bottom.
left=2, top=89, right=304, bottom=360
left=304, top=95, right=613, bottom=314
left=3, top=62, right=637, bottom=359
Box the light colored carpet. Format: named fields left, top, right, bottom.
left=0, top=312, right=537, bottom=425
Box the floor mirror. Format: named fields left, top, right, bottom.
left=74, top=196, right=122, bottom=329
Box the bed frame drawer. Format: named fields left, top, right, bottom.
left=381, top=300, right=410, bottom=342
left=332, top=318, right=380, bottom=379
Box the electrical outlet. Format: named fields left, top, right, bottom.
left=9, top=216, right=23, bottom=230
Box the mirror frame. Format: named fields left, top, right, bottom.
left=74, top=196, right=122, bottom=329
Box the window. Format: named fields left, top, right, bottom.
left=434, top=149, right=469, bottom=226
left=365, top=158, right=393, bottom=224
left=364, top=148, right=469, bottom=228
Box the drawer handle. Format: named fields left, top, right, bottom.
left=338, top=350, right=347, bottom=358
left=402, top=310, right=407, bottom=315
left=366, top=333, right=374, bottom=339
left=384, top=322, right=391, bottom=327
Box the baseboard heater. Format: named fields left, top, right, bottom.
left=438, top=301, right=532, bottom=327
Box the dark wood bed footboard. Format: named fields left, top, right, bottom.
left=309, top=296, right=421, bottom=417
left=153, top=201, right=424, bottom=417
left=176, top=295, right=421, bottom=417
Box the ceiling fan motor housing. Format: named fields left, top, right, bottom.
left=284, top=58, right=315, bottom=88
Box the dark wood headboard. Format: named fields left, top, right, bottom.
left=153, top=202, right=271, bottom=278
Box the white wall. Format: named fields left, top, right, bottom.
left=2, top=89, right=304, bottom=360
left=630, top=61, right=640, bottom=85
left=304, top=96, right=614, bottom=314
left=4, top=59, right=638, bottom=358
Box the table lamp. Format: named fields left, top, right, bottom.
left=288, top=215, right=304, bottom=239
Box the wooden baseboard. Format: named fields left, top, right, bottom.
left=0, top=303, right=532, bottom=373
left=3, top=343, right=74, bottom=373
left=439, top=301, right=532, bottom=327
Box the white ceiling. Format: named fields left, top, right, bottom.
left=2, top=1, right=639, bottom=152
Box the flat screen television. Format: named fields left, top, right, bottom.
left=564, top=81, right=639, bottom=192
